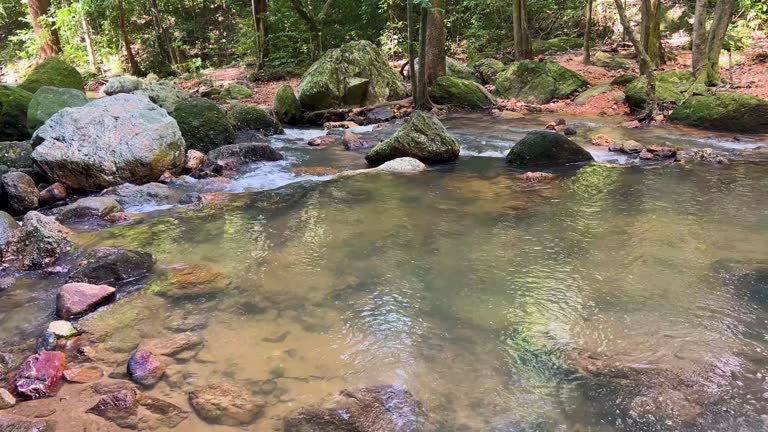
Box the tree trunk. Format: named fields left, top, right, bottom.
left=615, top=0, right=657, bottom=120
left=584, top=0, right=593, bottom=65
left=148, top=0, right=174, bottom=65
left=407, top=0, right=418, bottom=99
left=512, top=0, right=532, bottom=60
left=27, top=0, right=62, bottom=58
left=425, top=0, right=446, bottom=85
left=691, top=0, right=708, bottom=76
left=81, top=12, right=101, bottom=73
left=116, top=0, right=142, bottom=76
left=701, top=0, right=737, bottom=85
left=640, top=0, right=664, bottom=71
left=252, top=0, right=268, bottom=69
left=415, top=5, right=432, bottom=110
left=289, top=0, right=335, bottom=59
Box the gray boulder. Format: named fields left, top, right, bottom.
left=365, top=112, right=460, bottom=167
left=55, top=196, right=123, bottom=222
left=101, top=182, right=179, bottom=208
left=2, top=211, right=71, bottom=270
left=132, top=82, right=190, bottom=113
left=26, top=87, right=88, bottom=133
left=1, top=171, right=38, bottom=213
left=0, top=211, right=18, bottom=251
left=506, top=131, right=594, bottom=167
left=31, top=94, right=186, bottom=191
left=104, top=76, right=144, bottom=96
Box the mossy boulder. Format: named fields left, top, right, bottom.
left=611, top=74, right=638, bottom=86
left=27, top=87, right=88, bottom=133
left=19, top=57, right=84, bottom=94
left=103, top=75, right=144, bottom=95
left=228, top=104, right=284, bottom=135
left=172, top=98, right=235, bottom=153
left=446, top=58, right=480, bottom=83
left=624, top=71, right=692, bottom=111
left=533, top=37, right=584, bottom=54
left=273, top=85, right=302, bottom=124
left=506, top=131, right=594, bottom=167
left=573, top=84, right=613, bottom=106
left=0, top=85, right=33, bottom=141
left=298, top=40, right=406, bottom=110
left=593, top=52, right=631, bottom=71
left=365, top=111, right=459, bottom=166
left=220, top=84, right=253, bottom=100
left=133, top=83, right=190, bottom=113
left=668, top=92, right=768, bottom=133
left=473, top=58, right=506, bottom=85
left=428, top=76, right=496, bottom=109
left=496, top=60, right=589, bottom=104
left=0, top=141, right=33, bottom=169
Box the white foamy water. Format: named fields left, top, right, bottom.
left=229, top=157, right=334, bottom=192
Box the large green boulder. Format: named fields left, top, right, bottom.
left=573, top=84, right=613, bottom=106
left=220, top=84, right=253, bottom=100
left=533, top=37, right=584, bottom=54
left=624, top=71, right=692, bottom=111
left=172, top=98, right=234, bottom=153
left=133, top=82, right=190, bottom=113
left=27, top=86, right=88, bottom=133
left=228, top=104, right=284, bottom=135
left=446, top=58, right=480, bottom=83
left=473, top=58, right=506, bottom=85
left=365, top=111, right=459, bottom=167
left=298, top=40, right=406, bottom=110
left=668, top=93, right=768, bottom=133
left=274, top=85, right=302, bottom=124
left=496, top=60, right=589, bottom=104
left=18, top=57, right=84, bottom=94
left=506, top=131, right=594, bottom=167
left=429, top=76, right=496, bottom=109
left=593, top=52, right=631, bottom=71
left=0, top=85, right=33, bottom=141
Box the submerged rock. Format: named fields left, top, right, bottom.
left=284, top=384, right=431, bottom=432
left=57, top=282, right=116, bottom=319
left=26, top=86, right=88, bottom=133
left=1, top=171, right=38, bottom=213
left=496, top=60, right=589, bottom=104
left=87, top=388, right=140, bottom=429
left=712, top=258, right=768, bottom=304
left=14, top=351, right=66, bottom=399
left=139, top=332, right=204, bottom=358
left=365, top=112, right=459, bottom=167
left=274, top=85, right=303, bottom=124
left=2, top=211, right=71, bottom=271
left=506, top=131, right=594, bottom=167
left=69, top=247, right=154, bottom=285
left=228, top=104, right=284, bottom=135
left=63, top=365, right=104, bottom=383
left=104, top=75, right=144, bottom=96
left=669, top=92, right=768, bottom=133
left=156, top=264, right=232, bottom=298
left=298, top=40, right=406, bottom=110
left=172, top=98, right=235, bottom=153
left=428, top=76, right=496, bottom=109
left=18, top=57, right=84, bottom=94
left=55, top=196, right=123, bottom=222
left=0, top=414, right=52, bottom=431
left=31, top=94, right=186, bottom=191
left=189, top=381, right=266, bottom=426
left=0, top=86, right=33, bottom=141
left=207, top=143, right=284, bottom=171
left=128, top=350, right=165, bottom=387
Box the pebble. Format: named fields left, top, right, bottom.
left=47, top=320, right=77, bottom=338
left=0, top=388, right=16, bottom=409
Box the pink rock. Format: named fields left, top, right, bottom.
left=127, top=350, right=165, bottom=387
left=14, top=351, right=66, bottom=399
left=56, top=283, right=116, bottom=319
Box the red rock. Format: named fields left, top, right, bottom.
left=639, top=150, right=655, bottom=160
left=14, top=351, right=66, bottom=399
left=38, top=183, right=67, bottom=205
left=56, top=283, right=116, bottom=319
left=127, top=350, right=165, bottom=387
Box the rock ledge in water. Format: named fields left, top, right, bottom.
left=365, top=112, right=459, bottom=167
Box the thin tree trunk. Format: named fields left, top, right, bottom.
left=81, top=12, right=101, bottom=73
left=584, top=0, right=593, bottom=65
left=691, top=0, right=708, bottom=77
left=415, top=5, right=432, bottom=110
left=702, top=0, right=737, bottom=84
left=148, top=0, right=174, bottom=65
left=27, top=0, right=62, bottom=58
left=289, top=0, right=334, bottom=59
left=615, top=0, right=657, bottom=120
left=512, top=0, right=532, bottom=60
left=425, top=0, right=446, bottom=85
left=407, top=0, right=418, bottom=98
left=640, top=0, right=664, bottom=71
left=116, top=0, right=142, bottom=76
left=252, top=0, right=268, bottom=69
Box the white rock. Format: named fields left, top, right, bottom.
left=47, top=320, right=77, bottom=338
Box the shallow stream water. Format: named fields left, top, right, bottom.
left=1, top=113, right=768, bottom=431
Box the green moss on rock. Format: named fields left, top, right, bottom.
left=18, top=57, right=84, bottom=94
left=229, top=104, right=284, bottom=135
left=496, top=60, right=589, bottom=104
left=573, top=84, right=613, bottom=106
left=27, top=86, right=88, bottom=133
left=533, top=37, right=584, bottom=54
left=668, top=92, right=768, bottom=133
left=172, top=98, right=235, bottom=153
left=220, top=84, right=253, bottom=100
left=446, top=58, right=480, bottom=83
left=365, top=111, right=459, bottom=167
left=624, top=71, right=692, bottom=111
left=274, top=85, right=302, bottom=124
left=506, top=131, right=594, bottom=167
left=593, top=52, right=631, bottom=71
left=429, top=76, right=496, bottom=109
left=473, top=58, right=506, bottom=85
left=610, top=74, right=638, bottom=86
left=0, top=85, right=33, bottom=141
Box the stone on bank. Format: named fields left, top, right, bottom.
left=668, top=92, right=768, bottom=133
left=496, top=60, right=589, bottom=104
left=365, top=112, right=460, bottom=167
left=506, top=131, right=594, bottom=167
left=428, top=76, right=496, bottom=109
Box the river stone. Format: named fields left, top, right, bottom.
left=101, top=182, right=177, bottom=208
left=496, top=60, right=589, bottom=104
left=70, top=247, right=154, bottom=285
left=274, top=85, right=302, bottom=124
left=31, top=94, right=186, bottom=191
left=375, top=157, right=427, bottom=173
left=87, top=388, right=140, bottom=429
left=0, top=414, right=52, bottom=431
left=669, top=92, right=768, bottom=133
left=624, top=71, right=692, bottom=111
left=0, top=389, right=15, bottom=409
left=157, top=264, right=232, bottom=298
left=229, top=104, right=284, bottom=135
left=574, top=84, right=613, bottom=106
left=506, top=131, right=594, bottom=167
left=0, top=211, right=19, bottom=250
left=365, top=112, right=459, bottom=167
left=14, top=351, right=66, bottom=399
left=1, top=171, right=38, bottom=213
left=47, top=320, right=77, bottom=338
left=127, top=350, right=165, bottom=387
left=207, top=143, right=284, bottom=168
left=172, top=98, right=234, bottom=153
left=38, top=182, right=67, bottom=205
left=364, top=107, right=396, bottom=125
left=139, top=332, right=204, bottom=358
left=184, top=150, right=207, bottom=173
left=0, top=86, right=33, bottom=141
left=284, top=384, right=430, bottom=432
left=26, top=87, right=88, bottom=133
left=55, top=196, right=123, bottom=222
left=57, top=282, right=116, bottom=319
left=19, top=57, right=84, bottom=94
left=298, top=40, right=406, bottom=110
left=428, top=76, right=496, bottom=109
left=104, top=75, right=144, bottom=96
left=0, top=141, right=33, bottom=169
left=220, top=84, right=253, bottom=100
left=342, top=131, right=371, bottom=150
left=189, top=381, right=266, bottom=426
left=473, top=58, right=506, bottom=85
left=63, top=365, right=103, bottom=383
left=132, top=82, right=190, bottom=113
left=2, top=211, right=71, bottom=271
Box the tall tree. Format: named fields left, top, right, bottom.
left=614, top=0, right=657, bottom=120
left=511, top=0, right=531, bottom=60
left=289, top=0, right=336, bottom=59
left=640, top=0, right=665, bottom=71
left=584, top=0, right=593, bottom=65
left=407, top=0, right=418, bottom=101
left=252, top=0, right=268, bottom=70
left=424, top=0, right=446, bottom=85
left=80, top=9, right=101, bottom=73
left=148, top=0, right=175, bottom=66
left=27, top=0, right=62, bottom=58
left=692, top=0, right=737, bottom=85
left=116, top=0, right=142, bottom=75
left=414, top=2, right=432, bottom=109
